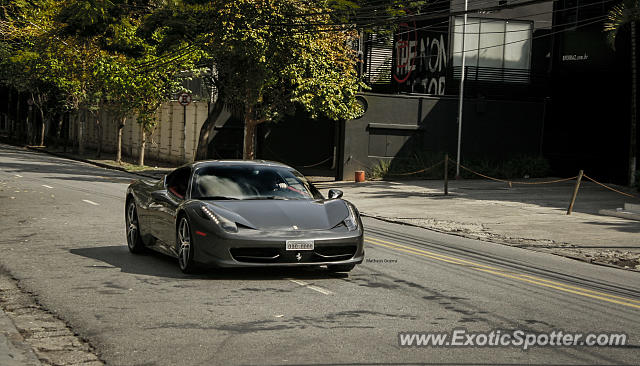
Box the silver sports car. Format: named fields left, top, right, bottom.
left=125, top=160, right=364, bottom=273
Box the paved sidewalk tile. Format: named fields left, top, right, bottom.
left=0, top=309, right=41, bottom=366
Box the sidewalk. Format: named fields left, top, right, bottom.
left=24, top=145, right=174, bottom=180
left=0, top=272, right=103, bottom=366
left=316, top=178, right=640, bottom=271
left=0, top=309, right=41, bottom=366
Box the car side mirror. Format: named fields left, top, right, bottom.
left=328, top=189, right=343, bottom=199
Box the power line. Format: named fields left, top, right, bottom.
left=395, top=0, right=615, bottom=36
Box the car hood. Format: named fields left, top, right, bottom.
left=205, top=199, right=350, bottom=231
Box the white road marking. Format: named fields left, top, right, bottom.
left=306, top=285, right=333, bottom=295
left=288, top=279, right=307, bottom=286
left=287, top=279, right=333, bottom=295
left=14, top=174, right=22, bottom=178
left=82, top=199, right=99, bottom=206
left=42, top=185, right=53, bottom=189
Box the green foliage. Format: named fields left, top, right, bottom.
left=368, top=159, right=391, bottom=180
left=2, top=0, right=371, bottom=154
left=604, top=0, right=640, bottom=49
left=0, top=0, right=202, bottom=136
left=145, top=0, right=365, bottom=125
left=368, top=152, right=446, bottom=180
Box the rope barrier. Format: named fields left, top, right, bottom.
left=264, top=146, right=333, bottom=169
left=298, top=155, right=333, bottom=168
left=451, top=158, right=577, bottom=186
left=582, top=174, right=640, bottom=200
left=385, top=160, right=444, bottom=176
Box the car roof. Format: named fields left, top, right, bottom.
left=190, top=159, right=292, bottom=170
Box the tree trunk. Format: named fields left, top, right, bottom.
left=95, top=112, right=102, bottom=158
left=63, top=112, right=69, bottom=153
left=138, top=129, right=146, bottom=166
left=7, top=89, right=13, bottom=139
left=116, top=116, right=126, bottom=163
left=78, top=110, right=85, bottom=155
left=55, top=114, right=63, bottom=149
left=243, top=114, right=258, bottom=160
left=16, top=94, right=21, bottom=141
left=630, top=21, right=637, bottom=187
left=195, top=99, right=224, bottom=160
left=26, top=106, right=32, bottom=145
left=39, top=108, right=46, bottom=146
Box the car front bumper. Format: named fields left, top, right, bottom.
left=189, top=214, right=364, bottom=268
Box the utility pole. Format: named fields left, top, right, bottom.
left=178, top=92, right=192, bottom=163
left=456, top=0, right=468, bottom=178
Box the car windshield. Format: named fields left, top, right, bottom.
left=191, top=165, right=322, bottom=200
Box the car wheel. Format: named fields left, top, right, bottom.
left=126, top=200, right=145, bottom=254
left=177, top=216, right=197, bottom=274
left=327, top=263, right=356, bottom=273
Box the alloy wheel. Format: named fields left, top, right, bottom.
left=178, top=217, right=191, bottom=270
left=126, top=202, right=138, bottom=250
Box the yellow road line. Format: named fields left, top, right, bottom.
left=366, top=236, right=640, bottom=304
left=365, top=237, right=640, bottom=310
left=367, top=236, right=501, bottom=271
left=473, top=267, right=640, bottom=309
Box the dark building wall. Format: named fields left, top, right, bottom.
left=205, top=106, right=337, bottom=176
left=340, top=93, right=545, bottom=179
left=345, top=1, right=554, bottom=180
left=258, top=112, right=337, bottom=176
left=545, top=1, right=637, bottom=183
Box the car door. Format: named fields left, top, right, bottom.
left=138, top=178, right=165, bottom=231
left=154, top=167, right=191, bottom=250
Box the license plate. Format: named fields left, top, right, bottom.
left=286, top=240, right=314, bottom=251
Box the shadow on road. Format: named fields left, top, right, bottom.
left=70, top=245, right=348, bottom=280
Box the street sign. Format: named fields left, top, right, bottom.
left=178, top=93, right=192, bottom=107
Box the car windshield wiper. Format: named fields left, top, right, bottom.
left=197, top=196, right=239, bottom=200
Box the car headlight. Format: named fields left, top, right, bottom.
left=201, top=205, right=238, bottom=233
left=344, top=203, right=358, bottom=231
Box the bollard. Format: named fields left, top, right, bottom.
left=355, top=170, right=365, bottom=183
left=444, top=153, right=449, bottom=195
left=567, top=169, right=584, bottom=215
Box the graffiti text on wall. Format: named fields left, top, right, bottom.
left=393, top=21, right=448, bottom=96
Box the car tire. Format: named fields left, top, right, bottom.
left=327, top=263, right=356, bottom=273
left=126, top=200, right=146, bottom=254
left=177, top=216, right=197, bottom=274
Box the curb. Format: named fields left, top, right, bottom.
left=598, top=209, right=640, bottom=222
left=0, top=309, right=42, bottom=366
left=24, top=146, right=162, bottom=180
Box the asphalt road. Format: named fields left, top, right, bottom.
left=1, top=143, right=639, bottom=366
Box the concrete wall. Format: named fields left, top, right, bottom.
left=71, top=101, right=209, bottom=164
left=340, top=93, right=545, bottom=180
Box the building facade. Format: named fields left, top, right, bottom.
left=339, top=0, right=636, bottom=183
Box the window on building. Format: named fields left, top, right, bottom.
left=452, top=17, right=533, bottom=83
left=363, top=32, right=393, bottom=89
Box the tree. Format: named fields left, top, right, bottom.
left=0, top=0, right=65, bottom=146
left=605, top=0, right=639, bottom=186
left=146, top=0, right=365, bottom=159
left=53, top=0, right=200, bottom=163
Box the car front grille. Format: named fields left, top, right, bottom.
left=230, top=245, right=357, bottom=264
